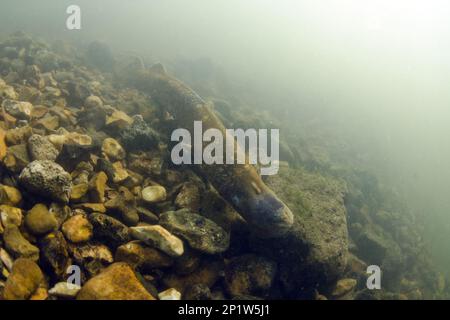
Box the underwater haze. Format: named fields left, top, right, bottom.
left=0, top=0, right=450, bottom=299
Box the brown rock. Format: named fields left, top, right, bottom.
left=34, top=115, right=59, bottom=131
left=38, top=231, right=71, bottom=280
left=89, top=171, right=108, bottom=203
left=112, top=161, right=129, bottom=183
left=69, top=242, right=114, bottom=276
left=115, top=240, right=173, bottom=271
left=163, top=260, right=223, bottom=294
left=3, top=225, right=39, bottom=261
left=224, top=254, right=277, bottom=298
left=29, top=287, right=48, bottom=300
left=70, top=183, right=89, bottom=202
left=3, top=144, right=30, bottom=172
left=0, top=205, right=22, bottom=227
left=3, top=258, right=44, bottom=300
left=331, top=278, right=357, bottom=298
left=0, top=128, right=6, bottom=160
left=24, top=203, right=58, bottom=236
left=74, top=203, right=106, bottom=213
left=77, top=262, right=156, bottom=300
left=0, top=185, right=22, bottom=206
left=62, top=214, right=93, bottom=243
left=5, top=126, right=33, bottom=145
left=105, top=110, right=133, bottom=130
left=102, top=138, right=125, bottom=161
left=175, top=182, right=201, bottom=212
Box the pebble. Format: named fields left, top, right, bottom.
left=102, top=138, right=126, bottom=161
left=69, top=242, right=113, bottom=276
left=141, top=185, right=167, bottom=203
left=27, top=134, right=59, bottom=161
left=331, top=278, right=357, bottom=298
left=89, top=171, right=108, bottom=203
left=160, top=210, right=230, bottom=254
left=89, top=212, right=130, bottom=248
left=48, top=282, right=81, bottom=298
left=0, top=185, right=21, bottom=207
left=0, top=205, right=23, bottom=227
left=70, top=183, right=89, bottom=202
left=2, top=99, right=33, bottom=120
left=62, top=214, right=93, bottom=243
left=19, top=160, right=72, bottom=202
left=130, top=225, right=184, bottom=257
left=3, top=225, right=39, bottom=261
left=120, top=115, right=159, bottom=151
left=224, top=254, right=277, bottom=298
left=25, top=203, right=58, bottom=235
left=3, top=258, right=44, bottom=300
left=38, top=232, right=70, bottom=279
left=115, top=240, right=173, bottom=270
left=158, top=288, right=181, bottom=300
left=77, top=262, right=156, bottom=300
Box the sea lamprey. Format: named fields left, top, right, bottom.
left=128, top=64, right=294, bottom=237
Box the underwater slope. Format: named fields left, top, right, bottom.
left=0, top=32, right=446, bottom=300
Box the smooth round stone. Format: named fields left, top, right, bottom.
left=141, top=185, right=166, bottom=203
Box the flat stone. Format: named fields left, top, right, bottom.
left=160, top=210, right=230, bottom=255
left=115, top=240, right=173, bottom=271
left=130, top=225, right=184, bottom=257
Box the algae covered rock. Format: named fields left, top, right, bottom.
left=89, top=212, right=130, bottom=248
left=331, top=278, right=357, bottom=299
left=115, top=240, right=173, bottom=271
left=27, top=134, right=59, bottom=161
left=24, top=203, right=58, bottom=235
left=120, top=115, right=159, bottom=151
left=19, top=160, right=72, bottom=202
left=38, top=231, right=71, bottom=280
left=3, top=225, right=40, bottom=261
left=224, top=254, right=277, bottom=298
left=251, top=167, right=349, bottom=298
left=3, top=258, right=44, bottom=300
left=160, top=209, right=230, bottom=255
